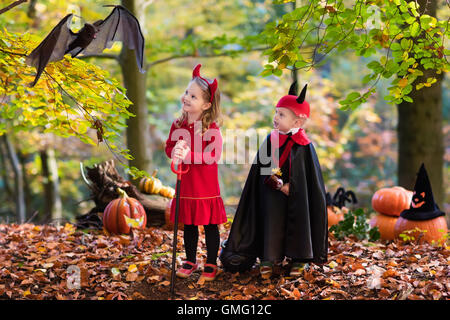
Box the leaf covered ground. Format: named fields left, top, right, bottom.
left=0, top=222, right=448, bottom=300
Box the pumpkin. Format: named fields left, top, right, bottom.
left=327, top=206, right=345, bottom=227
left=164, top=199, right=184, bottom=231
left=159, top=186, right=175, bottom=199
left=326, top=187, right=357, bottom=227
left=371, top=186, right=413, bottom=217
left=139, top=170, right=162, bottom=194
left=394, top=216, right=448, bottom=245
left=369, top=213, right=398, bottom=240
left=103, top=188, right=147, bottom=235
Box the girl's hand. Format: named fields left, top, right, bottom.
left=280, top=183, right=289, bottom=196
left=173, top=141, right=190, bottom=163
left=173, top=140, right=187, bottom=157
left=175, top=140, right=187, bottom=149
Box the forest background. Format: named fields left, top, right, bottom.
left=0, top=0, right=448, bottom=224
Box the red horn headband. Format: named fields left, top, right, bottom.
left=192, top=64, right=218, bottom=103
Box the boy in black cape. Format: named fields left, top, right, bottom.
left=220, top=82, right=328, bottom=277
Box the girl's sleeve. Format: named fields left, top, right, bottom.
left=164, top=122, right=177, bottom=159
left=185, top=125, right=223, bottom=164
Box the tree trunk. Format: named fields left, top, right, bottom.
left=397, top=0, right=445, bottom=215
left=0, top=139, right=12, bottom=198
left=47, top=148, right=62, bottom=223
left=119, top=0, right=152, bottom=184
left=2, top=134, right=25, bottom=223
left=40, top=149, right=51, bottom=222
left=18, top=151, right=32, bottom=221
left=40, top=148, right=63, bottom=225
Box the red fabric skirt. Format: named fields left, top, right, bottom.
left=170, top=195, right=227, bottom=226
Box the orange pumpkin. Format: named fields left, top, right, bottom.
left=139, top=170, right=162, bottom=194
left=159, top=186, right=175, bottom=199
left=371, top=186, right=413, bottom=217
left=369, top=213, right=398, bottom=240
left=327, top=206, right=345, bottom=227
left=164, top=199, right=184, bottom=231
left=103, top=188, right=147, bottom=235
left=394, top=216, right=448, bottom=245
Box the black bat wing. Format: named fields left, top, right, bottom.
left=26, top=14, right=77, bottom=86
left=82, top=5, right=145, bottom=72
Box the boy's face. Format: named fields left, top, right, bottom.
left=273, top=107, right=305, bottom=133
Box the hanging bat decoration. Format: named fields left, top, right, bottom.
left=26, top=5, right=145, bottom=87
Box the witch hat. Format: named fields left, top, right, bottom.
left=399, top=163, right=445, bottom=221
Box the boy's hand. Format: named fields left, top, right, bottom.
left=280, top=183, right=289, bottom=196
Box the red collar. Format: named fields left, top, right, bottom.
left=270, top=129, right=310, bottom=148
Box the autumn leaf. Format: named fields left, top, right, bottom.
left=0, top=223, right=448, bottom=300
left=398, top=77, right=408, bottom=88
left=128, top=264, right=138, bottom=273
left=126, top=272, right=138, bottom=282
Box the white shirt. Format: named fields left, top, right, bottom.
left=279, top=127, right=301, bottom=135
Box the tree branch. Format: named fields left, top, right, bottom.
left=0, top=48, right=27, bottom=56
left=147, top=47, right=269, bottom=69
left=0, top=0, right=28, bottom=15
left=77, top=53, right=120, bottom=61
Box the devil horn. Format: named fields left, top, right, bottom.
left=297, top=84, right=308, bottom=104
left=288, top=81, right=298, bottom=96
left=192, top=64, right=202, bottom=78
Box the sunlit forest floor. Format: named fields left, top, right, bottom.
left=0, top=222, right=448, bottom=300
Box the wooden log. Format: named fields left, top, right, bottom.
left=75, top=159, right=167, bottom=229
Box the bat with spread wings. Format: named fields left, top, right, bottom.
left=26, top=5, right=145, bottom=87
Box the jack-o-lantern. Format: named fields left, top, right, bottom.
left=394, top=163, right=447, bottom=244
left=411, top=191, right=426, bottom=209
left=394, top=216, right=447, bottom=244
left=103, top=188, right=147, bottom=235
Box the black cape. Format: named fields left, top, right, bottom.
left=220, top=133, right=328, bottom=272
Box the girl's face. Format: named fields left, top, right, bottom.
left=181, top=81, right=211, bottom=121
left=273, top=107, right=303, bottom=133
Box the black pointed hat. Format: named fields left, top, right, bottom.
left=399, top=163, right=445, bottom=221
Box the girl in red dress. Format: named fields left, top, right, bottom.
left=165, top=64, right=227, bottom=281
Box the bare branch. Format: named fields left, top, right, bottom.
left=77, top=53, right=120, bottom=61
left=147, top=47, right=269, bottom=69
left=0, top=0, right=28, bottom=15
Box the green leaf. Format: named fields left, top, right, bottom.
left=403, top=96, right=413, bottom=103
left=260, top=69, right=272, bottom=77
left=391, top=43, right=401, bottom=51
left=273, top=68, right=283, bottom=77
left=400, top=38, right=412, bottom=50
left=410, top=22, right=420, bottom=37
left=347, top=91, right=361, bottom=101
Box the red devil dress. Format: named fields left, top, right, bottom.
left=165, top=120, right=227, bottom=226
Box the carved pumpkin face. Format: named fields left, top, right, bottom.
left=411, top=191, right=426, bottom=208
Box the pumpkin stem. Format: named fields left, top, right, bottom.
left=117, top=188, right=128, bottom=198
left=152, top=169, right=158, bottom=177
